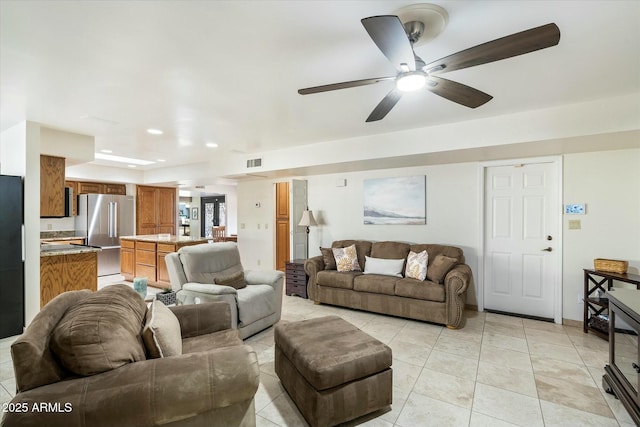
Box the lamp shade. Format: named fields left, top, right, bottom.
left=298, top=210, right=317, bottom=227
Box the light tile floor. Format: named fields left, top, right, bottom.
left=0, top=279, right=635, bottom=426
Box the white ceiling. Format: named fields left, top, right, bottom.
left=1, top=1, right=639, bottom=173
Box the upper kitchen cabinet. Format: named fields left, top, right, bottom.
left=40, top=155, right=65, bottom=217
left=136, top=185, right=176, bottom=235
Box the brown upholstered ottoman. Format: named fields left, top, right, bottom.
left=274, top=315, right=392, bottom=427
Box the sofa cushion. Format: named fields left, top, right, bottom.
left=237, top=285, right=276, bottom=326
left=215, top=271, right=247, bottom=289
left=333, top=244, right=361, bottom=272
left=427, top=255, right=458, bottom=283
left=405, top=250, right=428, bottom=281
left=332, top=240, right=372, bottom=271
left=370, top=241, right=411, bottom=261
left=182, top=329, right=242, bottom=354
left=317, top=270, right=361, bottom=290
left=364, top=256, right=404, bottom=278
left=353, top=274, right=397, bottom=296
left=178, top=242, right=243, bottom=283
left=319, top=247, right=337, bottom=270
left=50, top=284, right=147, bottom=376
left=395, top=278, right=445, bottom=302
left=142, top=300, right=183, bottom=358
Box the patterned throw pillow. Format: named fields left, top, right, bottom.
left=405, top=250, right=428, bottom=281
left=332, top=244, right=361, bottom=272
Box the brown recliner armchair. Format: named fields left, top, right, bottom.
left=1, top=286, right=260, bottom=427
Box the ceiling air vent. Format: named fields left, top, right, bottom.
left=247, top=158, right=262, bottom=168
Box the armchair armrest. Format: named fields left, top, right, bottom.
left=244, top=270, right=284, bottom=288
left=444, top=264, right=472, bottom=329
left=304, top=256, right=324, bottom=300
left=169, top=301, right=232, bottom=338
left=2, top=345, right=260, bottom=427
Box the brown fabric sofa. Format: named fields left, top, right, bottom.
left=1, top=286, right=260, bottom=427
left=305, top=240, right=472, bottom=329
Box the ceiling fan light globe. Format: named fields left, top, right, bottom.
left=396, top=73, right=426, bottom=92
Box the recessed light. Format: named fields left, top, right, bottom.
left=128, top=165, right=137, bottom=168
left=100, top=149, right=113, bottom=154
left=157, top=159, right=166, bottom=162
left=94, top=153, right=155, bottom=165
left=206, top=142, right=218, bottom=148
left=147, top=128, right=163, bottom=135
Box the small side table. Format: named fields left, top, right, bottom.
left=286, top=259, right=308, bottom=299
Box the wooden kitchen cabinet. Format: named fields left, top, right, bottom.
left=40, top=251, right=98, bottom=307
left=77, top=181, right=105, bottom=194
left=120, top=239, right=135, bottom=281
left=121, top=236, right=208, bottom=286
left=70, top=180, right=127, bottom=196
left=135, top=240, right=157, bottom=282
left=157, top=188, right=176, bottom=234
left=136, top=185, right=177, bottom=235
left=40, top=155, right=66, bottom=217
left=104, top=183, right=126, bottom=195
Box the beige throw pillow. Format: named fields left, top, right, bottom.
left=142, top=300, right=183, bottom=358
left=333, top=244, right=361, bottom=272
left=215, top=271, right=247, bottom=289
left=405, top=250, right=428, bottom=281
left=426, top=254, right=458, bottom=283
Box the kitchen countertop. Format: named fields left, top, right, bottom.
left=40, top=244, right=101, bottom=257
left=40, top=236, right=85, bottom=243
left=120, top=235, right=210, bottom=244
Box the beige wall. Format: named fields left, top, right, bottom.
left=237, top=147, right=640, bottom=322
left=562, top=148, right=640, bottom=321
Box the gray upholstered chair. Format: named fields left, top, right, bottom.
left=165, top=242, right=285, bottom=339
left=1, top=285, right=259, bottom=427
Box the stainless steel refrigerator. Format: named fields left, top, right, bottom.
left=0, top=175, right=24, bottom=338
left=75, top=194, right=134, bottom=276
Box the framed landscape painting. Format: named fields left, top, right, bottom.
left=363, top=175, right=426, bottom=225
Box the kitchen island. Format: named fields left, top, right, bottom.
left=120, top=235, right=210, bottom=287
left=40, top=244, right=101, bottom=307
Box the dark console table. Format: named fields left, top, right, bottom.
left=603, top=288, right=640, bottom=425
left=583, top=269, right=640, bottom=340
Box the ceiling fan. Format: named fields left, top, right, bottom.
left=298, top=4, right=560, bottom=122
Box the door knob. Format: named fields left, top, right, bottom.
left=542, top=247, right=553, bottom=252
left=633, top=362, right=640, bottom=373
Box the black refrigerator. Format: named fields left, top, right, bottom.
left=0, top=175, right=24, bottom=338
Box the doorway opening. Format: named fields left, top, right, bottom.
left=201, top=196, right=226, bottom=238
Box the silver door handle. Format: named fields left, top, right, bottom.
left=542, top=247, right=553, bottom=252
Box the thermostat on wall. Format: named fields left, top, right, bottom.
left=565, top=204, right=586, bottom=214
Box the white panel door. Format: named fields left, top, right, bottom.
left=291, top=179, right=308, bottom=260
left=484, top=162, right=559, bottom=319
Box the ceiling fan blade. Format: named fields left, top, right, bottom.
left=361, top=16, right=416, bottom=71
left=298, top=76, right=395, bottom=95
left=424, top=23, right=560, bottom=74
left=427, top=76, right=493, bottom=108
left=366, top=89, right=402, bottom=122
